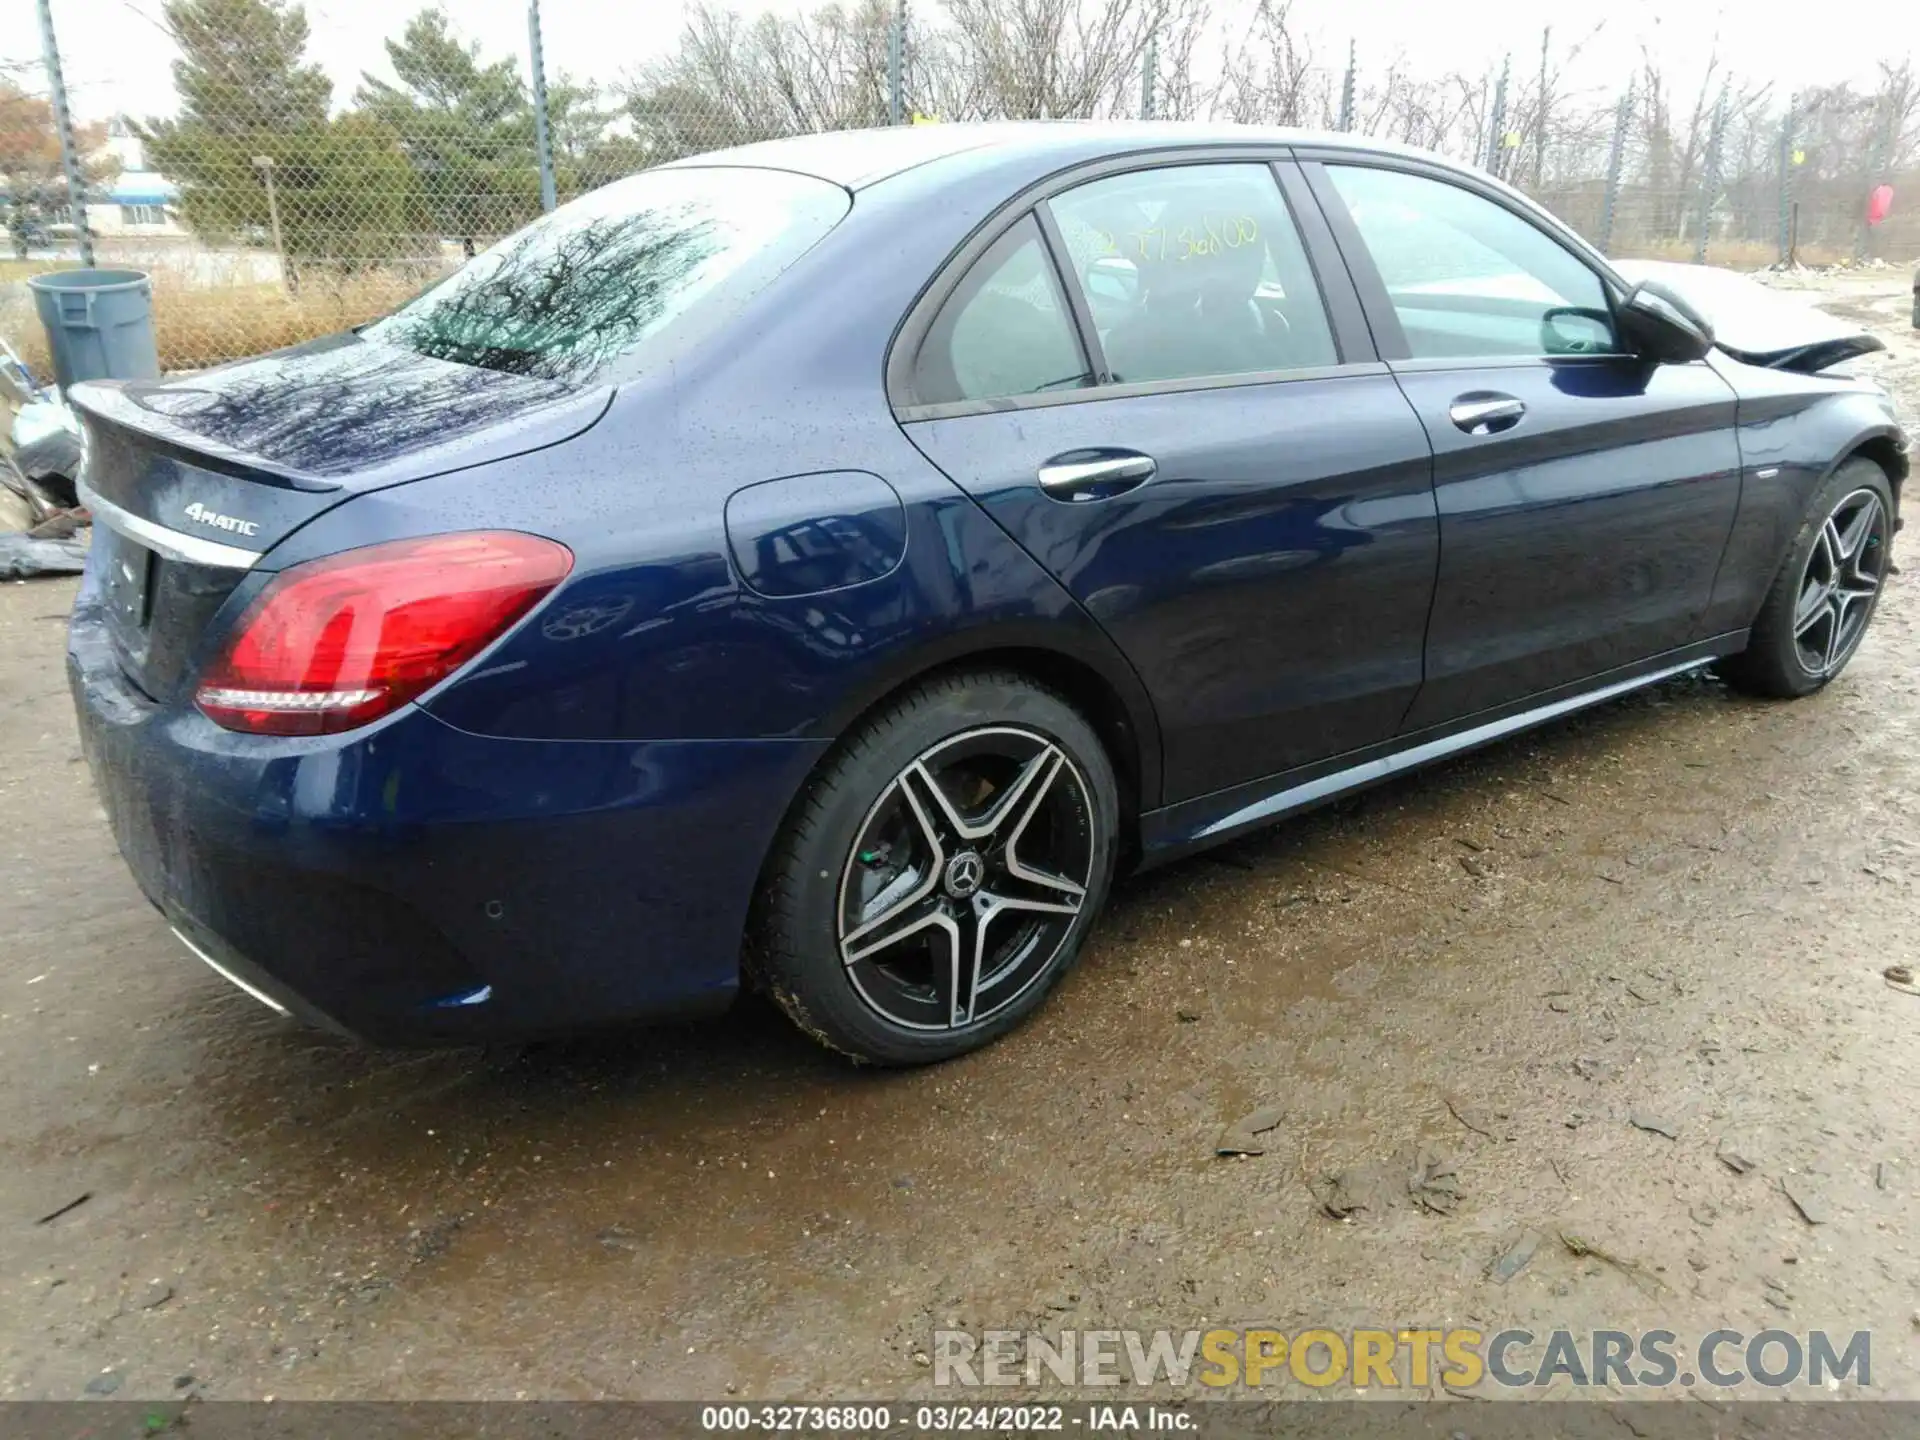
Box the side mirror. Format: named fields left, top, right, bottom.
left=1618, top=280, right=1714, bottom=363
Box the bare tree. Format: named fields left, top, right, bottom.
left=613, top=0, right=1920, bottom=262
left=1871, top=60, right=1920, bottom=170
left=1213, top=1, right=1324, bottom=126
left=938, top=0, right=1200, bottom=120
left=1635, top=43, right=1733, bottom=239
left=1150, top=0, right=1213, bottom=120
left=622, top=0, right=895, bottom=162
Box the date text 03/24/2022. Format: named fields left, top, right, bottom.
left=699, top=1405, right=1193, bottom=1432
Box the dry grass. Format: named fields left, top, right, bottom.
left=3, top=258, right=433, bottom=381
left=0, top=258, right=79, bottom=285
left=145, top=268, right=425, bottom=372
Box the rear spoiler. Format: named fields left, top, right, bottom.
left=70, top=380, right=342, bottom=492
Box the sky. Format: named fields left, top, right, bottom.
left=8, top=0, right=1920, bottom=129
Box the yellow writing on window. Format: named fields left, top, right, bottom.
left=1115, top=214, right=1260, bottom=262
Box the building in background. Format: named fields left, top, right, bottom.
left=85, top=117, right=183, bottom=238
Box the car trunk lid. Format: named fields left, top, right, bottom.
left=69, top=333, right=611, bottom=704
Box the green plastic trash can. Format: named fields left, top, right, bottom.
left=27, top=268, right=160, bottom=389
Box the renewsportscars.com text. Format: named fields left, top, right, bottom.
left=932, top=1326, right=1873, bottom=1390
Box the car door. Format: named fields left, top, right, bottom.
left=1301, top=157, right=1744, bottom=731
left=891, top=157, right=1438, bottom=805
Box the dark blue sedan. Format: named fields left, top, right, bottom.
left=67, top=123, right=1908, bottom=1063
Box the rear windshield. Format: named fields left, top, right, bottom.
left=366, top=167, right=849, bottom=385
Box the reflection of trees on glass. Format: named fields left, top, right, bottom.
left=370, top=211, right=721, bottom=383
left=133, top=341, right=569, bottom=473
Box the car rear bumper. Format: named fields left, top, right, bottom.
left=68, top=598, right=826, bottom=1045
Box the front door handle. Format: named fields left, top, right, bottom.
left=1449, top=394, right=1527, bottom=435
left=1037, top=449, right=1157, bottom=503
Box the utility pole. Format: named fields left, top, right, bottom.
left=1533, top=26, right=1550, bottom=193
left=1485, top=55, right=1510, bottom=176
left=1599, top=83, right=1633, bottom=255
left=1337, top=41, right=1355, bottom=132
left=1857, top=94, right=1896, bottom=264
left=1141, top=32, right=1158, bottom=120
left=1777, top=95, right=1796, bottom=265
left=35, top=0, right=93, bottom=266
left=888, top=0, right=904, bottom=125
left=1693, top=88, right=1727, bottom=265
left=252, top=155, right=289, bottom=293
left=528, top=0, right=557, bottom=210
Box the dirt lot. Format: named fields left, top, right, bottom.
left=2, top=272, right=1919, bottom=1405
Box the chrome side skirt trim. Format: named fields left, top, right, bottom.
left=171, top=926, right=292, bottom=1016
left=79, top=481, right=262, bottom=570
left=1194, top=657, right=1711, bottom=840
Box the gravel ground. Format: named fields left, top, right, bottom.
left=2, top=271, right=1918, bottom=1404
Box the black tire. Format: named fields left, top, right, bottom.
left=1719, top=457, right=1895, bottom=699
left=751, top=670, right=1119, bottom=1065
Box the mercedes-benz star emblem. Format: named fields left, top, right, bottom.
left=943, top=851, right=985, bottom=899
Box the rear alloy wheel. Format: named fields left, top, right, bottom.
left=754, top=673, right=1117, bottom=1065
left=1721, top=458, right=1895, bottom=699
left=840, top=727, right=1094, bottom=1032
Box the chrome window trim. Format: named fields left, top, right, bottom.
left=1387, top=353, right=1642, bottom=373
left=78, top=480, right=262, bottom=570
left=896, top=360, right=1391, bottom=423
left=885, top=145, right=1314, bottom=413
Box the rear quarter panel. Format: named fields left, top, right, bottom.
left=255, top=155, right=1164, bottom=795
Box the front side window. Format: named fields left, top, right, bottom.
left=1325, top=165, right=1616, bottom=359
left=909, top=215, right=1093, bottom=405
left=1048, top=162, right=1338, bottom=384
left=368, top=166, right=849, bottom=385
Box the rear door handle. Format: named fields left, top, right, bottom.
left=1449, top=394, right=1527, bottom=435
left=1037, top=449, right=1157, bottom=503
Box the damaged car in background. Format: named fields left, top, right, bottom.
left=1, top=340, right=90, bottom=581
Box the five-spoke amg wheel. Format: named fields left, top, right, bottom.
left=754, top=672, right=1117, bottom=1064
left=1787, top=486, right=1887, bottom=678
left=839, top=728, right=1094, bottom=1031
left=1722, top=458, right=1895, bottom=698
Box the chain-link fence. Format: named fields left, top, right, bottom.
left=4, top=0, right=1917, bottom=379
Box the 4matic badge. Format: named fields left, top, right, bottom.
left=181, top=502, right=260, bottom=537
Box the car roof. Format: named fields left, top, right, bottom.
left=663, top=120, right=1458, bottom=191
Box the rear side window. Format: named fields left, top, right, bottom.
left=1325, top=165, right=1615, bottom=359
left=367, top=167, right=849, bottom=385
left=1048, top=162, right=1338, bottom=383
left=909, top=215, right=1093, bottom=405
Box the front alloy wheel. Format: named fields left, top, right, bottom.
left=1790, top=487, right=1886, bottom=678
left=1720, top=457, right=1896, bottom=700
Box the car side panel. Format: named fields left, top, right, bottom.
left=903, top=374, right=1437, bottom=802
left=1393, top=358, right=1743, bottom=728
left=1697, top=351, right=1909, bottom=635
left=265, top=419, right=1159, bottom=783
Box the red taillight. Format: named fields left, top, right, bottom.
left=196, top=531, right=573, bottom=736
